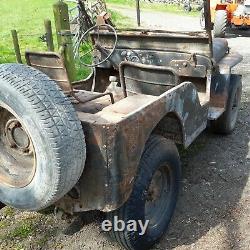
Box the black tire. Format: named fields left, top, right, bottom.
left=0, top=63, right=86, bottom=211
left=214, top=10, right=228, bottom=38
left=211, top=75, right=242, bottom=134
left=107, top=135, right=181, bottom=250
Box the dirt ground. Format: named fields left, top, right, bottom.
left=0, top=11, right=250, bottom=250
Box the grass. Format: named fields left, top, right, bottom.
left=109, top=10, right=135, bottom=29
left=0, top=218, right=35, bottom=244
left=2, top=206, right=15, bottom=217
left=106, top=0, right=199, bottom=16
left=0, top=209, right=58, bottom=249
left=0, top=0, right=133, bottom=79
left=9, top=221, right=35, bottom=239
left=0, top=221, right=9, bottom=229
left=0, top=0, right=56, bottom=64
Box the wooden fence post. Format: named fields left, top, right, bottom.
left=44, top=19, right=55, bottom=52
left=136, top=0, right=141, bottom=27
left=11, top=30, right=22, bottom=64
left=53, top=1, right=76, bottom=82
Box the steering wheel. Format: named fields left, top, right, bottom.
left=76, top=24, right=118, bottom=67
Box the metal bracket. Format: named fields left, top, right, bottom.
left=58, top=30, right=73, bottom=36
left=170, top=60, right=207, bottom=78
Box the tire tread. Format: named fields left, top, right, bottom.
left=0, top=63, right=86, bottom=210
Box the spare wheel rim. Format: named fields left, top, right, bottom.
left=0, top=102, right=36, bottom=188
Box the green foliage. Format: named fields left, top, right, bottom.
left=0, top=0, right=133, bottom=79
left=0, top=221, right=8, bottom=229
left=2, top=207, right=15, bottom=217
left=9, top=221, right=35, bottom=239
left=0, top=220, right=35, bottom=244
left=109, top=10, right=135, bottom=28
left=106, top=0, right=199, bottom=16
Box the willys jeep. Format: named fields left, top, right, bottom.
left=0, top=1, right=243, bottom=249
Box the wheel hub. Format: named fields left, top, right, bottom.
left=0, top=104, right=36, bottom=188
left=145, top=166, right=172, bottom=229
left=5, top=119, right=31, bottom=153
left=146, top=171, right=162, bottom=203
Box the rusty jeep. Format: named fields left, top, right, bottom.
left=0, top=1, right=243, bottom=249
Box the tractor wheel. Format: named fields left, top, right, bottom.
left=214, top=10, right=228, bottom=38
left=211, top=75, right=242, bottom=134
left=0, top=64, right=86, bottom=211
left=200, top=8, right=205, bottom=30
left=107, top=135, right=181, bottom=250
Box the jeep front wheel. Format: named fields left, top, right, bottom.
left=0, top=64, right=86, bottom=211
left=107, top=135, right=181, bottom=250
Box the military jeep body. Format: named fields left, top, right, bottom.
left=0, top=1, right=243, bottom=249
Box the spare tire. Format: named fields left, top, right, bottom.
left=0, top=64, right=86, bottom=211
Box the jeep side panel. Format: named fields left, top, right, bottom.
left=56, top=81, right=208, bottom=213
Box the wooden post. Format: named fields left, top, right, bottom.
left=53, top=1, right=76, bottom=82
left=136, top=0, right=141, bottom=27
left=44, top=19, right=55, bottom=52
left=11, top=30, right=22, bottom=64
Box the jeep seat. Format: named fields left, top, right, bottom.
left=25, top=51, right=115, bottom=107
left=213, top=38, right=229, bottom=63
left=119, top=61, right=180, bottom=97
left=25, top=51, right=73, bottom=94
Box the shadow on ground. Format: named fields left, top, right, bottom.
left=63, top=211, right=102, bottom=236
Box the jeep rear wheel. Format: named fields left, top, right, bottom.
left=0, top=64, right=86, bottom=211
left=107, top=135, right=181, bottom=250
left=211, top=75, right=242, bottom=134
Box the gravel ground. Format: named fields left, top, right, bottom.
left=0, top=10, right=250, bottom=250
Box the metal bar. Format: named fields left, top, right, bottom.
left=73, top=90, right=115, bottom=104
left=44, top=19, right=55, bottom=52
left=204, top=0, right=213, bottom=57
left=50, top=79, right=69, bottom=82
left=124, top=76, right=176, bottom=86
left=11, top=30, right=22, bottom=64
left=30, top=63, right=64, bottom=69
